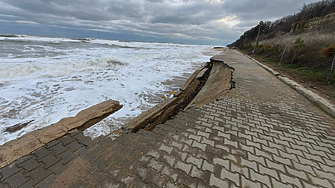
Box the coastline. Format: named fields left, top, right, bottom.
left=0, top=48, right=222, bottom=167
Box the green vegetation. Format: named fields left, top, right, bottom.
left=229, top=0, right=335, bottom=86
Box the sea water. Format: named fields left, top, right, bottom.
left=0, top=35, right=214, bottom=145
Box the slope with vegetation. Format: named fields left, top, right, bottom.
left=228, top=0, right=335, bottom=100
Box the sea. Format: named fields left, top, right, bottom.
left=0, top=34, right=216, bottom=145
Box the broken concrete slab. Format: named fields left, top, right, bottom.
left=0, top=100, right=122, bottom=168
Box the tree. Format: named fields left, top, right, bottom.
left=291, top=38, right=306, bottom=64
left=320, top=44, right=335, bottom=84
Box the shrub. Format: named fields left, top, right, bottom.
left=320, top=44, right=335, bottom=57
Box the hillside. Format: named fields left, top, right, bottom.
left=228, top=0, right=335, bottom=100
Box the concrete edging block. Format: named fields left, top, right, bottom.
left=238, top=50, right=335, bottom=118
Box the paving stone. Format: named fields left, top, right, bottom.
left=66, top=140, right=83, bottom=152
left=308, top=174, right=333, bottom=188
left=75, top=147, right=90, bottom=157
left=3, top=170, right=29, bottom=188
left=17, top=156, right=42, bottom=172
left=134, top=164, right=151, bottom=181
left=175, top=160, right=192, bottom=175
left=101, top=178, right=122, bottom=188
left=58, top=149, right=77, bottom=165
left=73, top=132, right=89, bottom=142
left=170, top=141, right=183, bottom=150
left=271, top=177, right=293, bottom=188
left=19, top=182, right=34, bottom=188
left=119, top=158, right=137, bottom=172
left=286, top=166, right=308, bottom=181
left=190, top=166, right=211, bottom=184
left=34, top=174, right=55, bottom=188
left=49, top=143, right=69, bottom=156
left=26, top=165, right=52, bottom=185
left=47, top=160, right=69, bottom=175
left=165, top=179, right=179, bottom=188
left=105, top=165, right=123, bottom=179
left=213, top=157, right=229, bottom=170
left=202, top=160, right=214, bottom=173
left=221, top=167, right=240, bottom=187
left=160, top=155, right=176, bottom=167
left=170, top=149, right=188, bottom=162
left=258, top=164, right=278, bottom=181
left=33, top=147, right=52, bottom=160
left=116, top=172, right=136, bottom=188
left=145, top=170, right=166, bottom=187
left=250, top=169, right=271, bottom=185
left=230, top=162, right=249, bottom=178
left=159, top=144, right=173, bottom=154
left=279, top=172, right=302, bottom=188
left=161, top=166, right=179, bottom=182
left=186, top=155, right=203, bottom=169
left=241, top=175, right=262, bottom=188
left=37, top=153, right=61, bottom=169
left=58, top=136, right=76, bottom=146
left=15, top=155, right=34, bottom=166
left=209, top=173, right=228, bottom=188
left=265, top=158, right=285, bottom=173
left=46, top=140, right=61, bottom=149
left=147, top=159, right=164, bottom=172
left=0, top=163, right=21, bottom=180
left=177, top=171, right=197, bottom=188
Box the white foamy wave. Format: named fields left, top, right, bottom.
left=0, top=35, right=216, bottom=145
left=0, top=56, right=125, bottom=80
left=89, top=39, right=204, bottom=49
left=0, top=35, right=82, bottom=43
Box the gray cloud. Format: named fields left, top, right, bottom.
left=0, top=0, right=322, bottom=45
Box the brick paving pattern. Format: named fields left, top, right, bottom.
left=1, top=50, right=334, bottom=188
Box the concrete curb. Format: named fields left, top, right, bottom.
left=239, top=51, right=335, bottom=118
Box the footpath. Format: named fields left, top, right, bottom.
left=1, top=50, right=335, bottom=188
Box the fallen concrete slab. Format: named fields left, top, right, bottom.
left=186, top=58, right=234, bottom=108
left=123, top=62, right=212, bottom=132
left=0, top=100, right=122, bottom=168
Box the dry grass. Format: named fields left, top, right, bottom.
left=259, top=28, right=335, bottom=52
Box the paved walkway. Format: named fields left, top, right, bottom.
left=1, top=50, right=335, bottom=188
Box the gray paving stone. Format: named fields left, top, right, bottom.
left=134, top=165, right=151, bottom=181
left=209, top=173, right=228, bottom=187
left=0, top=163, right=21, bottom=180
left=175, top=160, right=192, bottom=175
left=3, top=170, right=29, bottom=188
left=58, top=136, right=76, bottom=146
left=26, top=165, right=52, bottom=185
left=37, top=153, right=61, bottom=169
left=147, top=159, right=164, bottom=172
left=17, top=156, right=42, bottom=172
left=33, top=148, right=52, bottom=160
left=160, top=155, right=176, bottom=167
left=145, top=170, right=166, bottom=187
left=49, top=143, right=69, bottom=156
left=66, top=140, right=83, bottom=152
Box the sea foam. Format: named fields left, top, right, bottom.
left=0, top=35, right=214, bottom=145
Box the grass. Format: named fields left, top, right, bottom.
left=258, top=26, right=335, bottom=52
left=258, top=56, right=332, bottom=82
left=247, top=54, right=335, bottom=103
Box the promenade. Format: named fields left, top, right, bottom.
left=1, top=50, right=335, bottom=188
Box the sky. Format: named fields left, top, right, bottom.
left=0, top=0, right=321, bottom=45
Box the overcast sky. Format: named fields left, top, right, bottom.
left=0, top=0, right=321, bottom=45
